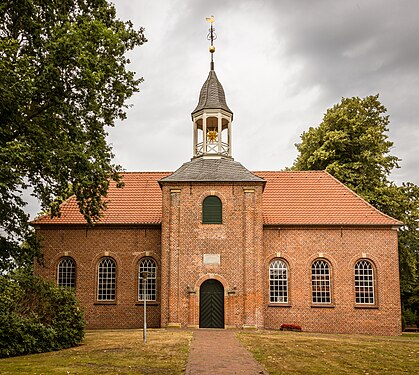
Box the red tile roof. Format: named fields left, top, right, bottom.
left=32, top=172, right=170, bottom=225
left=32, top=170, right=401, bottom=226
left=256, top=171, right=401, bottom=226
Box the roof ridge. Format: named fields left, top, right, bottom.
left=118, top=170, right=329, bottom=175
left=120, top=171, right=172, bottom=174
left=253, top=170, right=325, bottom=173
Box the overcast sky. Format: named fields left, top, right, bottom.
left=26, top=0, right=419, bottom=218
left=107, top=0, right=419, bottom=182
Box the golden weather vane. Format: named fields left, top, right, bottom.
left=206, top=16, right=216, bottom=70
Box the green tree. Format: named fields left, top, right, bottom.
left=293, top=95, right=399, bottom=199
left=0, top=0, right=146, bottom=272
left=377, top=182, right=419, bottom=327
left=292, top=95, right=419, bottom=326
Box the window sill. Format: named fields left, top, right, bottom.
left=135, top=302, right=159, bottom=306
left=94, top=301, right=116, bottom=305
left=354, top=304, right=378, bottom=309
left=311, top=304, right=335, bottom=308
left=268, top=303, right=292, bottom=308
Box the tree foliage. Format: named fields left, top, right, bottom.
left=0, top=0, right=146, bottom=271
left=292, top=95, right=419, bottom=326
left=0, top=270, right=85, bottom=357
left=293, top=95, right=399, bottom=199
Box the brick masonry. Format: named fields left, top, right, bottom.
left=35, top=226, right=162, bottom=329
left=160, top=181, right=265, bottom=329
left=263, top=226, right=401, bottom=335
left=35, top=181, right=401, bottom=335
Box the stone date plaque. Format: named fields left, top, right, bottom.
left=203, top=254, right=220, bottom=265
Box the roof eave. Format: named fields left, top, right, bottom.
left=159, top=179, right=266, bottom=186
left=32, top=222, right=162, bottom=228
left=263, top=222, right=402, bottom=228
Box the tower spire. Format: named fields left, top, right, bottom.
left=206, top=16, right=216, bottom=70
left=191, top=17, right=233, bottom=159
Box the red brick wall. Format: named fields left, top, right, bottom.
left=35, top=225, right=162, bottom=329
left=35, top=194, right=401, bottom=335
left=262, top=226, right=401, bottom=335
left=160, top=181, right=265, bottom=329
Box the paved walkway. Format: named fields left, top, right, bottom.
left=185, top=329, right=267, bottom=375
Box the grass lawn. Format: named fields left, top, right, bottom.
left=1, top=329, right=418, bottom=374
left=0, top=329, right=192, bottom=375
left=237, top=331, right=419, bottom=375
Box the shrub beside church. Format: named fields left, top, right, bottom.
left=0, top=271, right=84, bottom=358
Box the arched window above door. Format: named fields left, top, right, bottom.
left=202, top=196, right=222, bottom=224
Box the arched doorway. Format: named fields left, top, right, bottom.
left=199, top=279, right=224, bottom=328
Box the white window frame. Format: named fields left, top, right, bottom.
left=355, top=259, right=375, bottom=304
left=269, top=259, right=288, bottom=303
left=57, top=257, right=76, bottom=288
left=97, top=257, right=116, bottom=301
left=138, top=258, right=157, bottom=301
left=311, top=259, right=331, bottom=304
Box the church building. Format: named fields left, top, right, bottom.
left=33, top=22, right=402, bottom=336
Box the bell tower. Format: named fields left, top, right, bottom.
left=159, top=17, right=265, bottom=330
left=191, top=17, right=233, bottom=159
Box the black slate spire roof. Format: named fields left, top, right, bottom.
left=191, top=70, right=233, bottom=117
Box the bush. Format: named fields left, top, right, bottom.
left=402, top=307, right=418, bottom=330
left=280, top=323, right=302, bottom=332
left=0, top=270, right=85, bottom=357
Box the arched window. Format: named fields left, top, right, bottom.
left=57, top=257, right=76, bottom=288
left=311, top=259, right=331, bottom=304
left=202, top=196, right=222, bottom=224
left=355, top=260, right=375, bottom=304
left=269, top=259, right=288, bottom=303
left=97, top=257, right=116, bottom=301
left=138, top=258, right=157, bottom=301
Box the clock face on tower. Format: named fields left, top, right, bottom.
left=207, top=130, right=218, bottom=142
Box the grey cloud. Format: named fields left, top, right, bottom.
left=26, top=0, right=419, bottom=219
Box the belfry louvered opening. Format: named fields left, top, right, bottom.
left=202, top=195, right=222, bottom=224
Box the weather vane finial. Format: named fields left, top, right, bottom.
left=206, top=16, right=216, bottom=70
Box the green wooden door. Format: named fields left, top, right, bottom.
left=199, top=279, right=224, bottom=328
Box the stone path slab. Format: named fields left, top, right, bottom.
left=185, top=329, right=267, bottom=374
